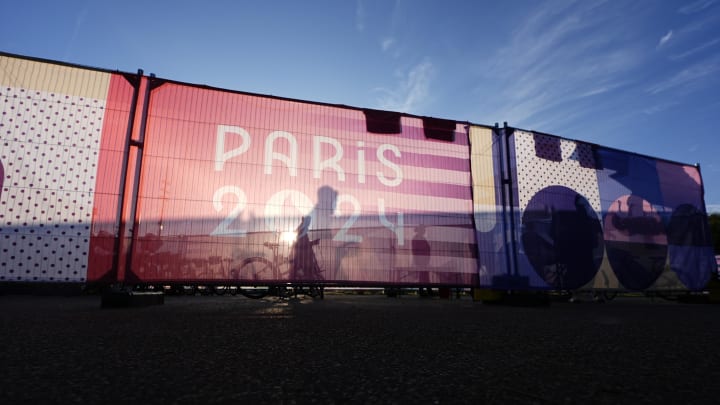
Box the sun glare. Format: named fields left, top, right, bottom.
left=280, top=231, right=297, bottom=243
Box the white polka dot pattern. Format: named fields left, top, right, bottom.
left=513, top=131, right=601, bottom=213
left=0, top=86, right=107, bottom=282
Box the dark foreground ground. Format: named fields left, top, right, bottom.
left=1, top=292, right=720, bottom=404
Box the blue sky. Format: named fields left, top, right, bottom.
left=2, top=0, right=719, bottom=211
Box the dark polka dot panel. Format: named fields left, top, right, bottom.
left=514, top=131, right=601, bottom=213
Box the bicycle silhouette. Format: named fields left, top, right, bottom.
left=230, top=218, right=324, bottom=299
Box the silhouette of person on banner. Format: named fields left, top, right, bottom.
left=291, top=215, right=319, bottom=280
left=412, top=225, right=433, bottom=296
left=290, top=186, right=338, bottom=281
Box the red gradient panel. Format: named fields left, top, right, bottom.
left=86, top=74, right=135, bottom=282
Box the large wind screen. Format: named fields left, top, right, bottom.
left=509, top=130, right=715, bottom=291
left=126, top=82, right=478, bottom=285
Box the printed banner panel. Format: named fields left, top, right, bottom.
left=508, top=131, right=604, bottom=290
left=511, top=130, right=715, bottom=291
left=0, top=55, right=133, bottom=283
left=597, top=151, right=714, bottom=291
left=127, top=83, right=478, bottom=285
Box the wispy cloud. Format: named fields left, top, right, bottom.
left=642, top=102, right=676, bottom=115
left=657, top=30, right=673, bottom=48
left=474, top=0, right=644, bottom=131
left=579, top=87, right=612, bottom=98
left=355, top=0, right=365, bottom=31
left=374, top=60, right=434, bottom=113
left=63, top=5, right=90, bottom=60
left=670, top=37, right=720, bottom=59
left=706, top=204, right=720, bottom=213
left=647, top=56, right=720, bottom=94
left=381, top=37, right=396, bottom=52
left=678, top=0, right=718, bottom=14
left=674, top=12, right=720, bottom=35
left=578, top=80, right=632, bottom=98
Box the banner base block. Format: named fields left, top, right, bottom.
left=101, top=290, right=164, bottom=308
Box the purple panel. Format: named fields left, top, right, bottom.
left=596, top=148, right=667, bottom=290
left=656, top=162, right=714, bottom=290
left=521, top=186, right=604, bottom=289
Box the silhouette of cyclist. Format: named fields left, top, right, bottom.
left=290, top=216, right=321, bottom=280
left=289, top=186, right=338, bottom=281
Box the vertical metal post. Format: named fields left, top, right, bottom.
left=111, top=69, right=143, bottom=284
left=123, top=74, right=159, bottom=282
left=495, top=123, right=513, bottom=277
left=503, top=122, right=520, bottom=277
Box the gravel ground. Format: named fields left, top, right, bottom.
left=2, top=292, right=720, bottom=404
